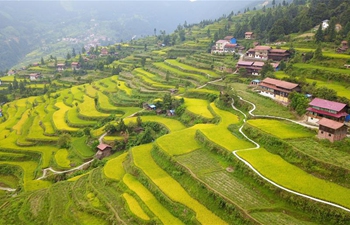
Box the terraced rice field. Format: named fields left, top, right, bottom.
left=123, top=173, right=184, bottom=225
left=125, top=115, right=186, bottom=132
left=53, top=102, right=79, bottom=132
left=103, top=153, right=127, bottom=180
left=78, top=96, right=111, bottom=119
left=237, top=148, right=350, bottom=209
left=247, top=119, right=316, bottom=139
left=156, top=124, right=215, bottom=155
left=166, top=59, right=220, bottom=78
left=122, top=193, right=150, bottom=221
left=54, top=149, right=71, bottom=168
left=183, top=97, right=214, bottom=119
left=132, top=144, right=227, bottom=225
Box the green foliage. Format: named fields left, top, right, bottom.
left=57, top=133, right=71, bottom=148
left=289, top=92, right=309, bottom=115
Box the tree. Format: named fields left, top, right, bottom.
left=82, top=46, right=86, bottom=54
left=104, top=123, right=117, bottom=134
left=313, top=45, right=323, bottom=60
left=66, top=52, right=71, bottom=60
left=41, top=57, right=45, bottom=65
left=13, top=78, right=18, bottom=90
left=136, top=127, right=153, bottom=145
left=141, top=57, right=146, bottom=67
left=238, top=68, right=247, bottom=76
left=136, top=116, right=142, bottom=127
left=57, top=133, right=71, bottom=148
left=289, top=92, right=309, bottom=115
left=162, top=93, right=172, bottom=110
left=260, top=61, right=274, bottom=78
left=72, top=48, right=76, bottom=57
left=315, top=24, right=324, bottom=43
left=116, top=119, right=127, bottom=133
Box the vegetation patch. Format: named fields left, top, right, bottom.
left=103, top=153, right=127, bottom=181
left=54, top=149, right=71, bottom=168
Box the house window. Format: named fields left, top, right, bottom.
left=321, top=131, right=323, bottom=134
left=328, top=134, right=332, bottom=137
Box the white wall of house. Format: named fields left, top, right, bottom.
left=307, top=116, right=319, bottom=124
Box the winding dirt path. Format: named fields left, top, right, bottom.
left=0, top=186, right=16, bottom=192
left=230, top=96, right=350, bottom=213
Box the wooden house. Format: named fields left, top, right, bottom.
left=306, top=98, right=348, bottom=125
left=57, top=63, right=65, bottom=71
left=245, top=32, right=254, bottom=39
left=100, top=48, right=109, bottom=56
left=258, top=78, right=300, bottom=103
left=317, top=118, right=347, bottom=142
left=245, top=46, right=290, bottom=61
left=71, top=62, right=80, bottom=70
left=29, top=73, right=42, bottom=81
left=236, top=60, right=279, bottom=76
left=95, top=143, right=112, bottom=159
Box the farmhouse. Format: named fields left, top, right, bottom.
left=317, top=118, right=347, bottom=142
left=224, top=36, right=237, bottom=44
left=245, top=46, right=290, bottom=61
left=306, top=98, right=348, bottom=124
left=95, top=143, right=112, bottom=159
left=29, top=73, right=42, bottom=81
left=258, top=77, right=300, bottom=103
left=337, top=41, right=348, bottom=53
left=211, top=40, right=229, bottom=53
left=249, top=79, right=260, bottom=86
left=245, top=32, right=254, bottom=39
left=100, top=48, right=109, bottom=56
left=71, top=62, right=80, bottom=70
left=57, top=63, right=65, bottom=71
left=236, top=60, right=279, bottom=76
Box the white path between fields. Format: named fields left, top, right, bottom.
left=0, top=186, right=16, bottom=192
left=230, top=96, right=350, bottom=213
left=196, top=78, right=223, bottom=89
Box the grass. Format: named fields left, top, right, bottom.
left=293, top=63, right=350, bottom=75
left=237, top=148, right=350, bottom=209
left=288, top=138, right=350, bottom=170
left=55, top=149, right=71, bottom=168
left=85, top=85, right=98, bottom=98
left=247, top=119, right=316, bottom=139
left=184, top=98, right=214, bottom=119
left=103, top=153, right=127, bottom=181
left=12, top=109, right=30, bottom=135
left=122, top=193, right=150, bottom=221
left=132, top=144, right=227, bottom=225
left=110, top=76, right=133, bottom=95
left=123, top=173, right=184, bottom=225
left=251, top=212, right=316, bottom=225
left=71, top=137, right=95, bottom=158
left=231, top=83, right=296, bottom=119
left=156, top=124, right=215, bottom=156
left=176, top=149, right=272, bottom=210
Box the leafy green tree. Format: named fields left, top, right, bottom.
left=162, top=93, right=172, bottom=110
left=314, top=87, right=337, bottom=101
left=104, top=123, right=117, bottom=134
left=72, top=48, right=76, bottom=57
left=315, top=24, right=324, bottom=43
left=57, top=133, right=71, bottom=148
left=116, top=119, right=127, bottom=133
left=41, top=57, right=45, bottom=65
left=136, top=127, right=153, bottom=145
left=260, top=61, right=274, bottom=78
left=81, top=46, right=86, bottom=54
left=289, top=92, right=309, bottom=115
left=13, top=78, right=18, bottom=90
left=313, top=45, right=323, bottom=60
left=136, top=116, right=142, bottom=127
left=66, top=52, right=71, bottom=60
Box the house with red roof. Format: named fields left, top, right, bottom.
left=245, top=32, right=254, bottom=39
left=317, top=118, right=347, bottom=142
left=29, top=73, right=42, bottom=81
left=245, top=46, right=290, bottom=61
left=57, top=63, right=65, bottom=71
left=95, top=143, right=112, bottom=159
left=306, top=98, right=348, bottom=125
left=211, top=40, right=230, bottom=54
left=100, top=48, right=109, bottom=56
left=258, top=77, right=300, bottom=103
left=71, top=62, right=80, bottom=70
left=236, top=60, right=280, bottom=76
